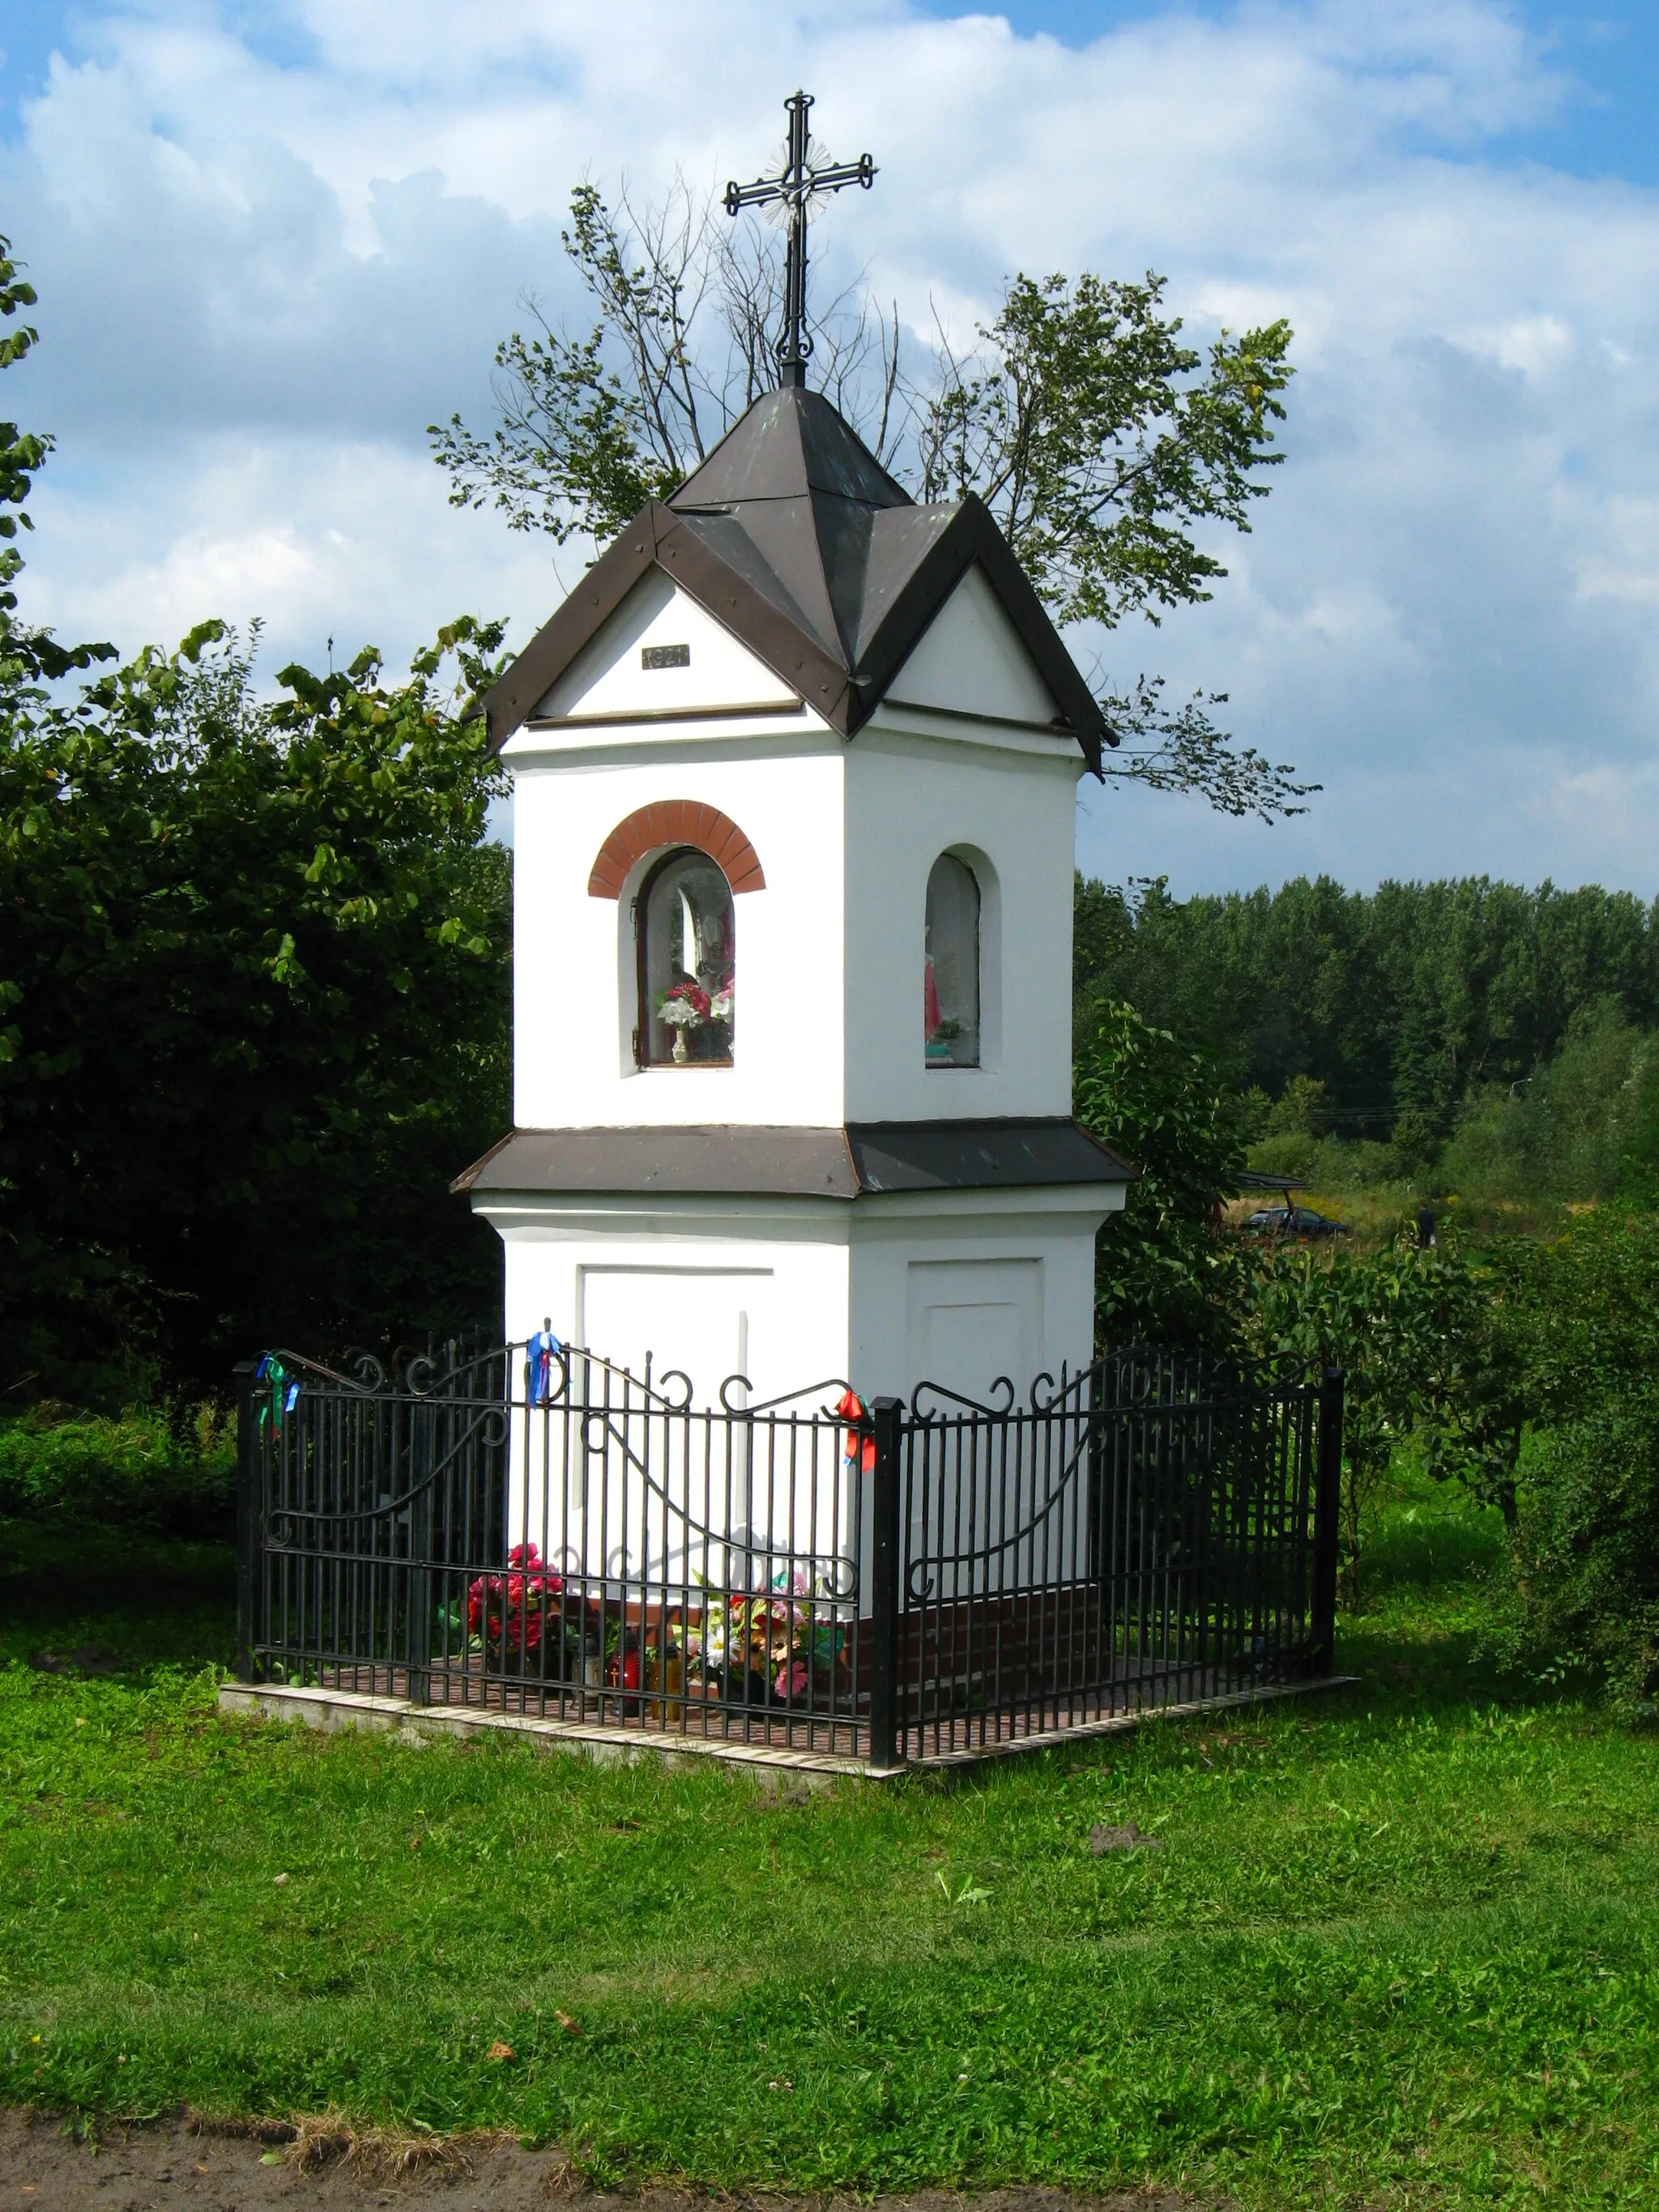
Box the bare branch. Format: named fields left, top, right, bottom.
left=429, top=185, right=1310, bottom=820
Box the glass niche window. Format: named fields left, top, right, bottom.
left=638, top=848, right=736, bottom=1066
left=923, top=852, right=980, bottom=1068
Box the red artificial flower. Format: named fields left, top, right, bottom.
left=467, top=1542, right=561, bottom=1649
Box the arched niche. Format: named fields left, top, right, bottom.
left=924, top=850, right=983, bottom=1068
left=633, top=846, right=736, bottom=1066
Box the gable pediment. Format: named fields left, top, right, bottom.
left=530, top=569, right=800, bottom=724
left=885, top=562, right=1062, bottom=727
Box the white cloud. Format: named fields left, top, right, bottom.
left=6, top=0, right=1659, bottom=893
left=26, top=432, right=569, bottom=675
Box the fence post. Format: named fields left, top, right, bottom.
left=1311, top=1365, right=1345, bottom=1674
left=867, top=1396, right=906, bottom=1774
left=233, top=1358, right=262, bottom=1684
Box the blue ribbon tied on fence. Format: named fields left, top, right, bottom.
left=526, top=1325, right=563, bottom=1406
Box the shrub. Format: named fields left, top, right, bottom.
left=0, top=1404, right=235, bottom=1536
left=1315, top=1136, right=1407, bottom=1187
left=1438, top=999, right=1654, bottom=1206
left=1246, top=1132, right=1320, bottom=1182
left=1508, top=1395, right=1659, bottom=1714
left=1240, top=1232, right=1490, bottom=1606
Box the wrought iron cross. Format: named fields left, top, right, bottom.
left=724, top=90, right=876, bottom=389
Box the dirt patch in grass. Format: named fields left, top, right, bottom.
left=0, top=2110, right=1204, bottom=2211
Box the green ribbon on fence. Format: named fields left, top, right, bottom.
left=254, top=1353, right=300, bottom=1432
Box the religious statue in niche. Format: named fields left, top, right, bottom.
left=923, top=852, right=981, bottom=1067
left=639, top=848, right=735, bottom=1065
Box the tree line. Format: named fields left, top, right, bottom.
left=1075, top=872, right=1659, bottom=1156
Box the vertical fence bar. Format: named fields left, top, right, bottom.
left=1311, top=1365, right=1345, bottom=1673
left=233, top=1357, right=261, bottom=1682
left=406, top=1438, right=433, bottom=1707
left=867, top=1395, right=905, bottom=1773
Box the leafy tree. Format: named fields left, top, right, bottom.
left=0, top=232, right=113, bottom=688
left=1440, top=1000, right=1654, bottom=1206
left=916, top=271, right=1290, bottom=633
left=1510, top=1396, right=1659, bottom=1712
left=433, top=184, right=1312, bottom=822
left=1, top=620, right=511, bottom=1400
left=1, top=227, right=516, bottom=1401
left=429, top=179, right=899, bottom=544
left=1073, top=1000, right=1247, bottom=1349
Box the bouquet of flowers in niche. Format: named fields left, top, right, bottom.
left=656, top=970, right=734, bottom=1063
left=455, top=1544, right=568, bottom=1676
left=693, top=1569, right=848, bottom=1706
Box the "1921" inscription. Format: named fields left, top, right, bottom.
left=641, top=643, right=690, bottom=670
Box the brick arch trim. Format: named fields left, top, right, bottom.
left=587, top=801, right=766, bottom=899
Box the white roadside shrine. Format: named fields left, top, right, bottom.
left=453, top=381, right=1132, bottom=1414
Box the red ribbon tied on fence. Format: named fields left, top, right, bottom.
left=834, top=1388, right=876, bottom=1473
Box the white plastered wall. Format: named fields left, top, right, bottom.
left=535, top=567, right=800, bottom=719
left=842, top=725, right=1078, bottom=1123
left=484, top=1196, right=856, bottom=1582
left=488, top=1196, right=853, bottom=1400
left=847, top=1191, right=1115, bottom=1405
left=849, top=1189, right=1118, bottom=1596
left=885, top=560, right=1061, bottom=726
left=485, top=1187, right=1120, bottom=1409
left=845, top=558, right=1080, bottom=1124
left=505, top=567, right=1087, bottom=1131
left=504, top=563, right=846, bottom=1130
left=481, top=1185, right=1120, bottom=1583
left=508, top=741, right=846, bottom=1128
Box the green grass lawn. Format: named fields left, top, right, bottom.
left=3, top=1490, right=1657, bottom=2209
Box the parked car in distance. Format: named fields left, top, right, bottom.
left=1243, top=1204, right=1353, bottom=1240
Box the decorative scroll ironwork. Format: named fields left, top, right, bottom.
left=236, top=1337, right=1338, bottom=1769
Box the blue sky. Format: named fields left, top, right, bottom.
left=6, top=1, right=1659, bottom=898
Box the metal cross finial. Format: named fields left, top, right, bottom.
left=724, top=91, right=876, bottom=390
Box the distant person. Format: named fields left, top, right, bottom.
left=1416, top=1204, right=1437, bottom=1249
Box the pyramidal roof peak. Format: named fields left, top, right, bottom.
left=671, top=385, right=910, bottom=512
left=481, top=380, right=1108, bottom=774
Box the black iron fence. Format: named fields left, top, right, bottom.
left=234, top=1340, right=1343, bottom=1769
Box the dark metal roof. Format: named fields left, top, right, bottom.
left=481, top=386, right=1108, bottom=775
left=674, top=386, right=909, bottom=507
left=454, top=1126, right=859, bottom=1199
left=452, top=1119, right=1134, bottom=1200
left=846, top=1119, right=1132, bottom=1193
